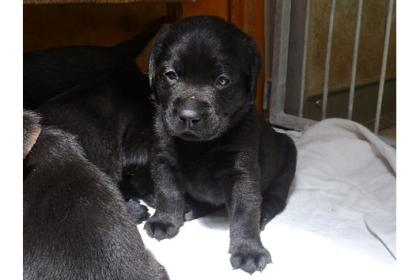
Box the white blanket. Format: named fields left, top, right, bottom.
left=140, top=118, right=396, bottom=280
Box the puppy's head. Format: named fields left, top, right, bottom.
left=23, top=110, right=42, bottom=159
left=149, top=16, right=260, bottom=141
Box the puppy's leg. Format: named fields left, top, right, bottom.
left=227, top=161, right=272, bottom=274
left=120, top=166, right=154, bottom=224
left=260, top=171, right=294, bottom=229
left=261, top=135, right=297, bottom=229
left=184, top=195, right=222, bottom=221
left=133, top=190, right=220, bottom=222
left=144, top=151, right=185, bottom=240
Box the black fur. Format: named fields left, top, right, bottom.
left=28, top=16, right=297, bottom=274
left=23, top=110, right=168, bottom=280
left=36, top=65, right=158, bottom=220
left=24, top=19, right=163, bottom=110
left=144, top=16, right=297, bottom=274
left=36, top=64, right=212, bottom=223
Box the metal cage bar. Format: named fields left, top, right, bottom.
left=298, top=0, right=311, bottom=118
left=269, top=0, right=291, bottom=115
left=321, top=0, right=336, bottom=119
left=374, top=0, right=394, bottom=134
left=348, top=0, right=364, bottom=120
left=269, top=0, right=316, bottom=131
left=267, top=0, right=395, bottom=146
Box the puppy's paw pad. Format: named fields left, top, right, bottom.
left=230, top=247, right=272, bottom=274
left=144, top=218, right=180, bottom=240
left=126, top=199, right=150, bottom=224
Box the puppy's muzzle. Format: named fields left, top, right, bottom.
left=179, top=109, right=201, bottom=128
left=166, top=96, right=221, bottom=141
left=175, top=98, right=209, bottom=129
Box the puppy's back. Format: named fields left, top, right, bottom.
left=23, top=113, right=168, bottom=280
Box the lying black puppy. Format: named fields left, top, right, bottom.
left=37, top=63, right=215, bottom=223
left=24, top=19, right=162, bottom=110
left=23, top=110, right=168, bottom=280
left=36, top=64, right=157, bottom=218
left=143, top=16, right=297, bottom=274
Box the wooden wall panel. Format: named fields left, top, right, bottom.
left=229, top=0, right=265, bottom=111
left=181, top=0, right=229, bottom=20
left=23, top=0, right=266, bottom=111
left=23, top=3, right=167, bottom=51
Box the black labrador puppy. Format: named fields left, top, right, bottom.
left=35, top=16, right=296, bottom=274
left=37, top=63, right=214, bottom=223
left=24, top=19, right=162, bottom=110
left=36, top=64, right=157, bottom=220
left=23, top=110, right=169, bottom=280
left=143, top=16, right=297, bottom=274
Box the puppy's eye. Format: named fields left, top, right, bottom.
left=216, top=75, right=230, bottom=87
left=164, top=70, right=178, bottom=81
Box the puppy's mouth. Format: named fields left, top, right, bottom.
left=177, top=131, right=201, bottom=141
left=174, top=125, right=225, bottom=142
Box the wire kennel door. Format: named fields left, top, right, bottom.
left=266, top=0, right=395, bottom=145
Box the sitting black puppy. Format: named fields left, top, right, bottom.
left=23, top=110, right=169, bottom=280
left=24, top=19, right=162, bottom=110
left=33, top=16, right=296, bottom=274
left=143, top=16, right=297, bottom=274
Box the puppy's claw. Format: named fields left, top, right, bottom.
left=257, top=254, right=272, bottom=271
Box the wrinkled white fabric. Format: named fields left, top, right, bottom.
left=140, top=118, right=396, bottom=280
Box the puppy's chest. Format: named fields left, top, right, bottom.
left=176, top=146, right=238, bottom=205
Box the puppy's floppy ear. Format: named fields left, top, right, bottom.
left=148, top=24, right=171, bottom=89
left=247, top=41, right=261, bottom=104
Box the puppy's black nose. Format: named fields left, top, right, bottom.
left=179, top=109, right=201, bottom=127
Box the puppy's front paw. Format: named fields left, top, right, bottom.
left=126, top=199, right=150, bottom=224
left=144, top=214, right=183, bottom=240
left=230, top=243, right=272, bottom=274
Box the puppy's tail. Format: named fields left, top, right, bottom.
left=112, top=18, right=165, bottom=59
